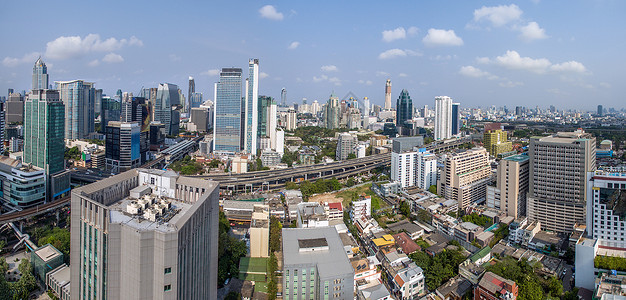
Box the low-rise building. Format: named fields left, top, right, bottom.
left=0, top=156, right=46, bottom=209
left=393, top=263, right=425, bottom=300
left=594, top=271, right=626, bottom=299
left=250, top=204, right=270, bottom=258
left=357, top=281, right=392, bottom=300
left=297, top=202, right=329, bottom=228
left=387, top=219, right=425, bottom=240
left=434, top=275, right=473, bottom=300
left=260, top=150, right=282, bottom=167
left=352, top=196, right=372, bottom=221
left=474, top=272, right=518, bottom=300
left=325, top=202, right=343, bottom=222
left=393, top=232, right=420, bottom=254
left=46, top=264, right=70, bottom=300
left=32, top=244, right=64, bottom=282
left=351, top=256, right=381, bottom=288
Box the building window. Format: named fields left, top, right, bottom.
left=164, top=267, right=171, bottom=274
left=164, top=285, right=171, bottom=291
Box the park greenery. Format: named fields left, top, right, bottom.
left=169, top=155, right=204, bottom=175
left=0, top=258, right=38, bottom=299
left=336, top=183, right=383, bottom=211
left=486, top=257, right=563, bottom=300
left=409, top=246, right=467, bottom=291
left=281, top=149, right=300, bottom=167
left=289, top=126, right=348, bottom=145
left=218, top=211, right=247, bottom=287
left=285, top=178, right=342, bottom=198
left=31, top=225, right=70, bottom=262
left=267, top=252, right=278, bottom=300
left=64, top=146, right=82, bottom=161
left=461, top=212, right=493, bottom=228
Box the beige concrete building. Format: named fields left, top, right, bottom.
left=70, top=169, right=219, bottom=300
left=527, top=130, right=595, bottom=233
left=250, top=204, right=270, bottom=258
left=484, top=128, right=512, bottom=157
left=486, top=154, right=529, bottom=218
left=439, top=147, right=491, bottom=210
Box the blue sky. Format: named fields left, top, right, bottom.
left=1, top=0, right=624, bottom=110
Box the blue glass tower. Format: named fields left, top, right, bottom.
left=213, top=68, right=243, bottom=153
left=451, top=102, right=460, bottom=135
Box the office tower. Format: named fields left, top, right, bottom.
left=324, top=92, right=340, bottom=129
left=434, top=96, right=452, bottom=140
left=336, top=132, right=357, bottom=160
left=384, top=79, right=392, bottom=110
left=586, top=169, right=626, bottom=249
left=24, top=90, right=65, bottom=175
left=7, top=89, right=13, bottom=97
left=100, top=96, right=121, bottom=132
left=597, top=105, right=603, bottom=117
left=70, top=169, right=220, bottom=300
left=190, top=107, right=209, bottom=133
left=286, top=109, right=297, bottom=130
left=56, top=80, right=95, bottom=139
left=439, top=148, right=491, bottom=210
left=94, top=89, right=103, bottom=118
left=527, top=130, right=596, bottom=233
left=6, top=92, right=24, bottom=124
left=257, top=96, right=272, bottom=138
left=486, top=155, right=529, bottom=218
left=515, top=106, right=522, bottom=116
left=213, top=68, right=243, bottom=153
left=154, top=83, right=180, bottom=136
left=268, top=100, right=278, bottom=151
left=189, top=92, right=203, bottom=109
left=396, top=89, right=413, bottom=130
left=282, top=227, right=354, bottom=300
left=0, top=156, right=46, bottom=209
left=188, top=76, right=195, bottom=114
left=281, top=87, right=287, bottom=106
left=105, top=121, right=141, bottom=173
left=311, top=100, right=320, bottom=115
left=120, top=92, right=134, bottom=122
left=483, top=123, right=512, bottom=157
left=149, top=122, right=166, bottom=146
left=244, top=59, right=259, bottom=155
left=363, top=97, right=370, bottom=116
left=451, top=102, right=460, bottom=135
left=32, top=57, right=49, bottom=90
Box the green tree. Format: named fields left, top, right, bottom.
left=269, top=216, right=282, bottom=253
left=416, top=209, right=432, bottom=224
left=399, top=201, right=411, bottom=217
left=345, top=177, right=356, bottom=187
left=428, top=185, right=437, bottom=195
left=224, top=292, right=240, bottom=300
left=346, top=153, right=357, bottom=160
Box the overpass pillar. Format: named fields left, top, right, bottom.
left=19, top=221, right=22, bottom=232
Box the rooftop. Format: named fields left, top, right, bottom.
left=34, top=244, right=62, bottom=263
left=283, top=227, right=353, bottom=278
left=503, top=154, right=529, bottom=163
left=478, top=272, right=516, bottom=295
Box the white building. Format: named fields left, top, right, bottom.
left=297, top=202, right=329, bottom=228
left=587, top=169, right=626, bottom=249
left=434, top=96, right=452, bottom=140
left=393, top=263, right=425, bottom=300
left=392, top=148, right=437, bottom=189
left=416, top=150, right=437, bottom=189
left=352, top=197, right=372, bottom=220
left=285, top=109, right=297, bottom=130
left=244, top=59, right=259, bottom=155
left=356, top=144, right=367, bottom=158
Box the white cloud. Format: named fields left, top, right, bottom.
left=398, top=73, right=408, bottom=77
left=313, top=74, right=341, bottom=86
left=2, top=52, right=41, bottom=67
left=328, top=77, right=341, bottom=86
left=169, top=54, right=181, bottom=62
left=259, top=5, right=284, bottom=21
left=599, top=82, right=611, bottom=88
left=88, top=59, right=100, bottom=67
left=378, top=49, right=421, bottom=60
left=313, top=74, right=328, bottom=82
left=422, top=29, right=463, bottom=46
left=358, top=80, right=373, bottom=85
left=407, top=26, right=419, bottom=36
left=473, top=4, right=523, bottom=27
left=45, top=34, right=142, bottom=60
left=259, top=72, right=269, bottom=79
left=476, top=57, right=491, bottom=64
left=201, top=69, right=220, bottom=76
left=550, top=61, right=586, bottom=73
left=494, top=50, right=552, bottom=73
left=382, top=27, right=406, bottom=42
left=519, top=22, right=548, bottom=41
left=499, top=80, right=524, bottom=87
left=459, top=66, right=493, bottom=78
left=287, top=41, right=299, bottom=50
left=102, top=53, right=124, bottom=63
left=321, top=65, right=338, bottom=72
left=376, top=71, right=390, bottom=77
left=432, top=54, right=457, bottom=61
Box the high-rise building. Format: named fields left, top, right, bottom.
left=384, top=79, right=392, bottom=110
left=527, top=130, right=596, bottom=233
left=244, top=59, right=259, bottom=155
left=188, top=76, right=195, bottom=114
left=154, top=83, right=180, bottom=136
left=362, top=97, right=370, bottom=116
left=56, top=80, right=96, bottom=139
left=451, top=102, right=460, bottom=135
left=515, top=106, right=523, bottom=116
left=70, top=169, right=220, bottom=300
left=439, top=148, right=491, bottom=210
left=391, top=147, right=436, bottom=189
left=597, top=105, right=603, bottom=117
left=282, top=227, right=354, bottom=300
left=105, top=121, right=141, bottom=173
left=0, top=156, right=46, bottom=209
left=396, top=89, right=413, bottom=129
left=486, top=155, right=529, bottom=218
left=189, top=92, right=203, bottom=109
left=213, top=68, right=243, bottom=153
left=32, top=57, right=49, bottom=90
left=94, top=89, right=103, bottom=118
left=324, top=93, right=340, bottom=129
left=336, top=132, right=357, bottom=160
left=100, top=96, right=121, bottom=132
left=483, top=123, right=512, bottom=157
left=190, top=107, right=209, bottom=133
left=257, top=96, right=273, bottom=138
left=586, top=168, right=626, bottom=249
left=24, top=90, right=65, bottom=175
left=281, top=87, right=287, bottom=107
left=285, top=109, right=297, bottom=131
left=6, top=92, right=23, bottom=124
left=434, top=96, right=452, bottom=140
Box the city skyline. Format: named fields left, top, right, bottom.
left=1, top=1, right=624, bottom=110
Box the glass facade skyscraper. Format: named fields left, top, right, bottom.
left=154, top=83, right=180, bottom=136
left=188, top=76, right=195, bottom=114
left=213, top=68, right=243, bottom=153
left=56, top=80, right=95, bottom=139
left=24, top=90, right=65, bottom=175
left=244, top=59, right=259, bottom=155
left=396, top=89, right=413, bottom=128
left=451, top=102, right=460, bottom=135
left=32, top=57, right=49, bottom=90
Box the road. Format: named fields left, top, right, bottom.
left=562, top=264, right=574, bottom=292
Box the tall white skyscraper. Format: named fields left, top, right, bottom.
left=363, top=97, right=370, bottom=116
left=434, top=96, right=452, bottom=140
left=244, top=59, right=259, bottom=155
left=32, top=57, right=49, bottom=90
left=268, top=101, right=278, bottom=150
left=384, top=79, right=392, bottom=110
